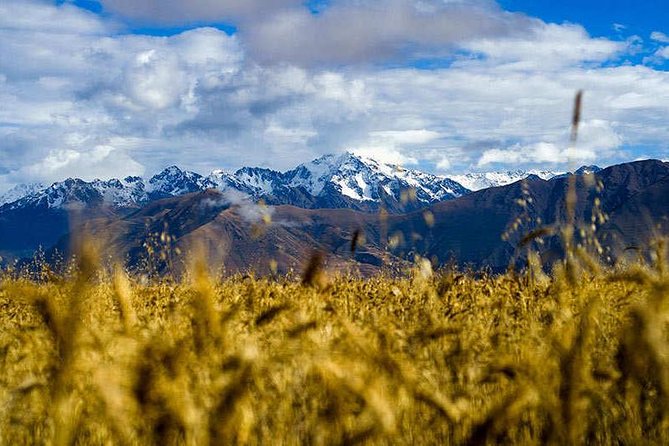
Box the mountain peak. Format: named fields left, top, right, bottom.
left=0, top=154, right=619, bottom=214
left=574, top=165, right=602, bottom=175
left=0, top=182, right=46, bottom=206
left=311, top=151, right=384, bottom=168
left=449, top=169, right=563, bottom=191
left=232, top=166, right=284, bottom=195
left=286, top=151, right=383, bottom=196
left=147, top=166, right=204, bottom=198
left=308, top=151, right=364, bottom=168
left=284, top=151, right=468, bottom=206
left=159, top=165, right=183, bottom=175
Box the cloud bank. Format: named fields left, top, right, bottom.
left=0, top=0, right=668, bottom=193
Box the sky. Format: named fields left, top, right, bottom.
left=1, top=0, right=669, bottom=192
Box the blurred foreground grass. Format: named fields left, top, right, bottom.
left=2, top=244, right=669, bottom=446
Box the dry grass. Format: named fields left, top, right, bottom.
left=2, top=90, right=666, bottom=445
left=1, top=239, right=669, bottom=445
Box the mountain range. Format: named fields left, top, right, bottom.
left=449, top=165, right=601, bottom=191
left=0, top=153, right=472, bottom=211
left=32, top=158, right=664, bottom=277
left=0, top=152, right=585, bottom=211
left=0, top=152, right=619, bottom=270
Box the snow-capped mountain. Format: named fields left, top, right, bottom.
left=0, top=182, right=46, bottom=206
left=574, top=165, right=602, bottom=175
left=0, top=152, right=604, bottom=213
left=90, top=177, right=146, bottom=207
left=554, top=165, right=603, bottom=179
left=449, top=165, right=603, bottom=192
left=232, top=167, right=280, bottom=196
left=145, top=166, right=208, bottom=199
left=284, top=153, right=468, bottom=210
left=146, top=152, right=468, bottom=212
left=4, top=177, right=146, bottom=210
left=1, top=167, right=213, bottom=211
left=8, top=179, right=104, bottom=209
left=0, top=157, right=661, bottom=270
left=449, top=169, right=563, bottom=191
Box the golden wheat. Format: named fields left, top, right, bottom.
left=0, top=238, right=668, bottom=445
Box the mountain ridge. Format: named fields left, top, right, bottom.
left=42, top=158, right=667, bottom=275
left=1, top=152, right=473, bottom=211
left=1, top=152, right=596, bottom=210
left=0, top=152, right=607, bottom=263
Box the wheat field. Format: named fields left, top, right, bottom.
left=1, top=237, right=669, bottom=445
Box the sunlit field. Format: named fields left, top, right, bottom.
left=2, top=237, right=669, bottom=445
left=3, top=92, right=667, bottom=445
left=3, top=0, right=669, bottom=443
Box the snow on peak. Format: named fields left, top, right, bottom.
left=2, top=156, right=604, bottom=212
left=285, top=152, right=357, bottom=195
left=0, top=182, right=46, bottom=206
left=574, top=165, right=602, bottom=175
left=447, top=164, right=602, bottom=192
left=15, top=178, right=101, bottom=209
left=146, top=166, right=205, bottom=197
left=233, top=167, right=281, bottom=195
left=205, top=169, right=239, bottom=191
left=448, top=169, right=562, bottom=192
left=90, top=177, right=146, bottom=207
left=286, top=151, right=468, bottom=203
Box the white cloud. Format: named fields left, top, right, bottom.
left=214, top=189, right=275, bottom=224
left=101, top=0, right=301, bottom=23
left=0, top=0, right=109, bottom=35
left=353, top=147, right=418, bottom=166
left=476, top=120, right=623, bottom=167
left=578, top=119, right=623, bottom=153
left=242, top=0, right=535, bottom=66
left=351, top=129, right=440, bottom=166
left=20, top=145, right=145, bottom=184
left=1, top=0, right=669, bottom=194
left=123, top=49, right=188, bottom=110
left=651, top=31, right=669, bottom=44
left=656, top=46, right=669, bottom=59
left=417, top=148, right=458, bottom=171
left=478, top=142, right=589, bottom=167
left=263, top=124, right=318, bottom=145
left=435, top=157, right=451, bottom=170
left=461, top=23, right=624, bottom=69
left=477, top=147, right=523, bottom=166
left=368, top=130, right=441, bottom=145
left=97, top=1, right=535, bottom=67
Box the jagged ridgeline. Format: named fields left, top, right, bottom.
left=0, top=151, right=610, bottom=272
left=0, top=152, right=472, bottom=211
left=2, top=157, right=666, bottom=276
left=0, top=152, right=469, bottom=264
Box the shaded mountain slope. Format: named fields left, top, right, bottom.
left=407, top=159, right=669, bottom=270
left=57, top=189, right=394, bottom=275
left=23, top=159, right=669, bottom=275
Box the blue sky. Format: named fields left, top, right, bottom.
left=500, top=0, right=667, bottom=37
left=1, top=0, right=669, bottom=192
left=499, top=0, right=669, bottom=66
